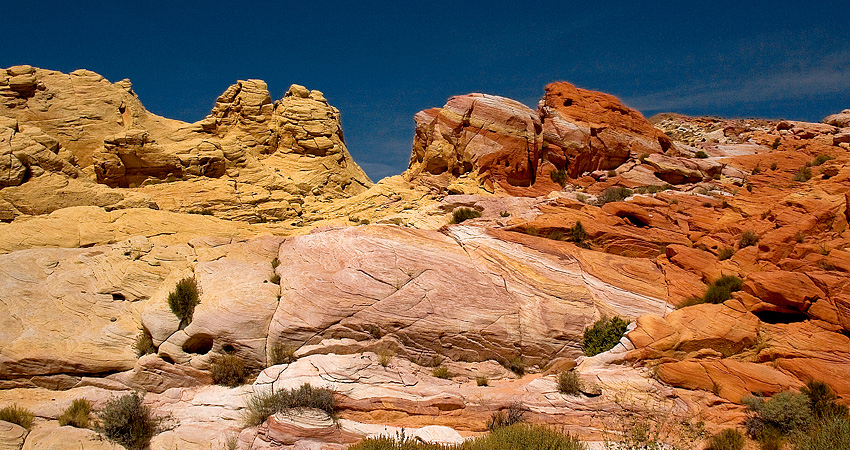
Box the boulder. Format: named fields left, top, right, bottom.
left=823, top=109, right=850, bottom=128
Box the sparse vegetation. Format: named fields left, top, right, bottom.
left=98, top=392, right=160, bottom=450
left=739, top=230, right=759, bottom=249
left=718, top=247, right=734, bottom=261
left=550, top=168, right=567, bottom=187
left=569, top=221, right=589, bottom=249
left=811, top=154, right=834, bottom=166
left=349, top=423, right=585, bottom=450
left=695, top=150, right=709, bottom=158
left=134, top=329, right=156, bottom=357
left=487, top=403, right=526, bottom=431
left=596, top=186, right=633, bottom=206
left=432, top=366, right=451, bottom=379
left=801, top=379, right=849, bottom=420
left=211, top=353, right=249, bottom=387
left=633, top=184, right=673, bottom=195
left=771, top=138, right=781, bottom=150
left=499, top=211, right=510, bottom=217
left=751, top=164, right=762, bottom=175
left=770, top=162, right=778, bottom=170
left=792, top=414, right=850, bottom=450
left=476, top=376, right=489, bottom=387
left=451, top=207, right=482, bottom=224
left=377, top=349, right=394, bottom=368
left=271, top=257, right=280, bottom=269
left=505, top=356, right=525, bottom=376
left=168, top=277, right=200, bottom=327
left=268, top=342, right=296, bottom=365
left=582, top=316, right=629, bottom=356
left=793, top=166, right=812, bottom=182
left=547, top=229, right=565, bottom=241
left=557, top=371, right=581, bottom=396
left=703, top=275, right=744, bottom=304
left=0, top=404, right=34, bottom=429
left=243, top=383, right=336, bottom=427
left=707, top=428, right=745, bottom=450
left=58, top=398, right=92, bottom=428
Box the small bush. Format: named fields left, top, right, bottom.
left=771, top=138, right=781, bottom=150
left=596, top=187, right=633, bottom=206
left=349, top=423, right=584, bottom=450
left=703, top=275, right=744, bottom=304
left=505, top=356, right=525, bottom=377
left=525, top=226, right=539, bottom=236
left=557, top=371, right=581, bottom=396
left=0, top=404, right=34, bottom=429
left=811, top=154, right=833, bottom=166
left=770, top=162, right=778, bottom=170
left=487, top=403, right=526, bottom=431
left=58, top=398, right=92, bottom=428
left=476, top=376, right=489, bottom=387
left=548, top=229, right=565, bottom=241
left=569, top=221, right=588, bottom=246
left=801, top=379, right=849, bottom=420
left=451, top=207, right=482, bottom=224
left=695, top=150, right=709, bottom=158
left=168, top=277, right=200, bottom=327
left=718, top=247, right=734, bottom=261
left=793, top=166, right=812, bottom=182
left=582, top=316, right=629, bottom=356
left=550, top=168, right=567, bottom=187
left=739, top=230, right=759, bottom=249
left=211, top=354, right=249, bottom=387
left=243, top=383, right=336, bottom=427
left=743, top=391, right=813, bottom=440
left=707, top=428, right=745, bottom=450
left=499, top=211, right=510, bottom=217
left=98, top=392, right=159, bottom=450
left=268, top=342, right=296, bottom=365
left=134, top=329, right=156, bottom=357
left=271, top=257, right=281, bottom=269
left=377, top=349, right=394, bottom=368
left=752, top=165, right=762, bottom=175
left=792, top=414, right=850, bottom=450
left=432, top=366, right=451, bottom=379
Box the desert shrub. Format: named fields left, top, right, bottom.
left=678, top=296, right=706, bottom=308
left=596, top=186, right=633, bottom=206
left=500, top=211, right=510, bottom=217
left=550, top=168, right=567, bottom=187
left=0, top=404, right=34, bottom=429
left=476, top=376, right=489, bottom=387
left=211, top=354, right=249, bottom=387
left=487, top=403, right=526, bottom=431
left=771, top=138, right=781, bottom=150
left=243, top=383, right=336, bottom=427
left=607, top=169, right=617, bottom=178
left=695, top=150, right=709, bottom=158
left=504, top=356, right=525, bottom=376
left=432, top=366, right=451, bottom=379
left=801, top=379, right=849, bottom=420
left=58, top=398, right=92, bottom=428
left=525, top=226, right=539, bottom=236
left=792, top=414, right=850, bottom=450
left=582, top=316, right=629, bottom=356
left=770, top=162, right=778, bottom=170
left=633, top=184, right=673, bottom=195
left=793, top=166, right=812, bottom=182
left=168, top=277, right=200, bottom=327
left=743, top=391, right=813, bottom=441
left=134, top=329, right=156, bottom=357
left=739, top=230, right=759, bottom=248
left=569, top=221, right=588, bottom=246
left=98, top=392, right=160, bottom=450
left=557, top=371, right=581, bottom=396
left=707, top=428, right=745, bottom=450
left=270, top=272, right=281, bottom=284
left=548, top=229, right=565, bottom=241
left=717, top=247, right=734, bottom=261
left=451, top=207, right=482, bottom=224
left=377, top=349, right=394, bottom=368
left=349, top=423, right=584, bottom=450
left=268, top=342, right=296, bottom=365
left=751, top=164, right=762, bottom=175
left=702, top=275, right=743, bottom=304
left=811, top=154, right=833, bottom=166
left=271, top=257, right=280, bottom=269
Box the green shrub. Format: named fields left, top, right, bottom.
left=707, top=428, right=745, bottom=450
left=0, top=404, right=34, bottom=429
left=98, top=392, right=160, bottom=450
left=793, top=166, right=812, bottom=182
left=743, top=391, right=813, bottom=440
left=349, top=423, right=584, bottom=450
left=451, top=207, right=482, bottom=224
left=582, top=316, right=629, bottom=356
left=476, top=376, right=489, bottom=387
left=271, top=257, right=281, bottom=269
left=504, top=356, right=525, bottom=377
left=134, top=329, right=156, bottom=357
left=718, top=247, right=734, bottom=261
left=702, top=275, right=743, bottom=304
left=557, top=371, right=581, bottom=396
left=268, top=342, right=296, bottom=365
left=548, top=229, right=566, bottom=241
left=569, top=221, right=587, bottom=245
left=811, top=154, right=833, bottom=166
left=487, top=403, right=526, bottom=431
left=752, top=165, right=762, bottom=175
left=792, top=414, right=850, bottom=450
left=500, top=211, right=510, bottom=217
left=168, top=277, right=200, bottom=327
left=770, top=162, right=778, bottom=170
left=695, top=150, right=709, bottom=158
left=243, top=383, right=336, bottom=427
left=211, top=354, right=249, bottom=387
left=771, top=139, right=781, bottom=150
left=58, top=398, right=92, bottom=428
left=550, top=168, right=567, bottom=187
left=432, top=366, right=451, bottom=379
left=739, top=230, right=759, bottom=249
left=801, top=379, right=849, bottom=420
left=596, top=187, right=633, bottom=206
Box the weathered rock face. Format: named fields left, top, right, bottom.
left=539, top=82, right=672, bottom=178
left=824, top=109, right=850, bottom=128
left=407, top=93, right=543, bottom=188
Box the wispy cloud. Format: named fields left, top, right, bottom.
left=624, top=60, right=850, bottom=114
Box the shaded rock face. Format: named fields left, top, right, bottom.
left=408, top=93, right=543, bottom=188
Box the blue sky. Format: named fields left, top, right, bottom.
left=3, top=1, right=849, bottom=180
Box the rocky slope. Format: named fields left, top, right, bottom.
left=0, top=65, right=848, bottom=449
